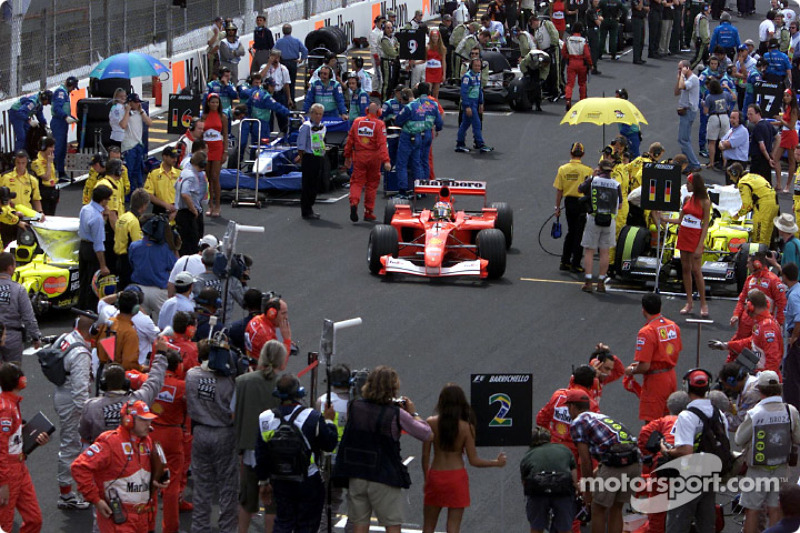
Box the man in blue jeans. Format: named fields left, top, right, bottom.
left=675, top=60, right=702, bottom=172
left=456, top=58, right=494, bottom=153
left=120, top=93, right=153, bottom=190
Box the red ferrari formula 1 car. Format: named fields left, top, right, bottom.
left=368, top=179, right=513, bottom=279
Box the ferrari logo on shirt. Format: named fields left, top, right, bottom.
left=657, top=325, right=677, bottom=341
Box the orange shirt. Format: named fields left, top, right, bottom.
left=635, top=315, right=682, bottom=370
left=97, top=315, right=141, bottom=371
left=151, top=372, right=187, bottom=427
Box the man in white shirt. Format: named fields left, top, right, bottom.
left=453, top=0, right=470, bottom=25
left=661, top=369, right=728, bottom=532
left=260, top=49, right=294, bottom=130
left=369, top=15, right=386, bottom=91
left=167, top=234, right=218, bottom=297
left=119, top=93, right=153, bottom=191
left=759, top=10, right=777, bottom=54
left=107, top=89, right=127, bottom=149
left=158, top=272, right=195, bottom=331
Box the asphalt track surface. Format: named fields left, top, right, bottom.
left=8, top=9, right=795, bottom=532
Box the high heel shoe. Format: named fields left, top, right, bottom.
left=680, top=304, right=692, bottom=315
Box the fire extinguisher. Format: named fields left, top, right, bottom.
left=152, top=76, right=162, bottom=107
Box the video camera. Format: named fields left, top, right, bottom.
left=212, top=252, right=251, bottom=282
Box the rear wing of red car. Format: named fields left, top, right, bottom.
left=413, top=179, right=487, bottom=197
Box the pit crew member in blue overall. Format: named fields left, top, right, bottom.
left=709, top=12, right=741, bottom=58
left=237, top=73, right=262, bottom=160
left=395, top=83, right=444, bottom=197
left=346, top=72, right=370, bottom=122
left=248, top=77, right=291, bottom=141
left=9, top=90, right=51, bottom=152
left=206, top=67, right=238, bottom=119
left=51, top=77, right=79, bottom=179
left=455, top=58, right=493, bottom=153
left=303, top=65, right=347, bottom=121
left=381, top=84, right=407, bottom=165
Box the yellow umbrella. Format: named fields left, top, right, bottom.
left=560, top=97, right=648, bottom=126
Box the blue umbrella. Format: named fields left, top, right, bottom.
left=90, top=52, right=170, bottom=80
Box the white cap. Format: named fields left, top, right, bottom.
left=198, top=234, right=218, bottom=249
left=756, top=370, right=781, bottom=388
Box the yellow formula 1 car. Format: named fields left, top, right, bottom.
left=6, top=207, right=80, bottom=315
left=614, top=186, right=754, bottom=292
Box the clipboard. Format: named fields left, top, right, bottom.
left=22, top=411, right=56, bottom=456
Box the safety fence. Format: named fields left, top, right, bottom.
left=2, top=0, right=349, bottom=100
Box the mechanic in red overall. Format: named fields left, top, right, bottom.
left=72, top=400, right=169, bottom=533
left=344, top=101, right=391, bottom=222
left=625, top=293, right=682, bottom=423
left=588, top=343, right=625, bottom=403
left=561, top=22, right=592, bottom=111
left=712, top=289, right=784, bottom=375
left=536, top=365, right=599, bottom=533
left=0, top=363, right=48, bottom=533
left=165, top=311, right=199, bottom=375
left=150, top=352, right=187, bottom=533
left=245, top=295, right=293, bottom=358
left=636, top=391, right=688, bottom=533
left=730, top=250, right=786, bottom=361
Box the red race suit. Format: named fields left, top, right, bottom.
left=245, top=314, right=292, bottom=358
left=561, top=34, right=592, bottom=102
left=344, top=113, right=391, bottom=217
left=637, top=415, right=679, bottom=533
left=634, top=315, right=682, bottom=422
left=728, top=310, right=784, bottom=375
left=730, top=269, right=786, bottom=361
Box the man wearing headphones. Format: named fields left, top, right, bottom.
left=730, top=250, right=786, bottom=354
left=712, top=289, right=784, bottom=374
left=176, top=118, right=205, bottom=167
left=166, top=311, right=199, bottom=371
left=52, top=316, right=94, bottom=511
left=303, top=65, right=348, bottom=121
left=589, top=343, right=626, bottom=401
left=346, top=72, right=371, bottom=122
left=185, top=338, right=239, bottom=533
left=625, top=293, right=682, bottom=423
left=72, top=399, right=169, bottom=533
left=98, top=287, right=160, bottom=370
left=0, top=363, right=50, bottom=533
left=96, top=290, right=145, bottom=372
left=727, top=162, right=780, bottom=246
left=661, top=369, right=727, bottom=531
left=245, top=295, right=292, bottom=359
left=255, top=373, right=338, bottom=532
left=717, top=362, right=761, bottom=432
left=193, top=287, right=223, bottom=341
left=234, top=340, right=288, bottom=533
left=79, top=339, right=168, bottom=444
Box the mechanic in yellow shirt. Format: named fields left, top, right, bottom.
left=30, top=137, right=59, bottom=216
left=82, top=153, right=108, bottom=205
left=0, top=151, right=42, bottom=213
left=114, top=189, right=150, bottom=289
left=107, top=146, right=131, bottom=198
left=144, top=147, right=180, bottom=215
left=0, top=186, right=29, bottom=250
left=554, top=142, right=593, bottom=272
left=628, top=142, right=665, bottom=192
left=728, top=162, right=779, bottom=246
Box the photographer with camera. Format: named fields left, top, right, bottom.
left=333, top=366, right=432, bottom=533
left=245, top=295, right=292, bottom=359
left=255, top=374, right=338, bottom=532
left=192, top=247, right=247, bottom=325
left=767, top=215, right=800, bottom=274
left=234, top=340, right=288, bottom=532
left=185, top=338, right=239, bottom=532
left=636, top=391, right=689, bottom=533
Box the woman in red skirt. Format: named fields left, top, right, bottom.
left=661, top=173, right=711, bottom=317
left=772, top=88, right=798, bottom=192
left=202, top=93, right=228, bottom=217
left=426, top=30, right=446, bottom=99
left=422, top=384, right=506, bottom=533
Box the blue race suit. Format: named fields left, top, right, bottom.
left=619, top=123, right=641, bottom=158
left=237, top=81, right=259, bottom=159
left=205, top=80, right=238, bottom=118
left=395, top=95, right=444, bottom=192
left=743, top=66, right=762, bottom=111
left=763, top=49, right=792, bottom=83
left=50, top=85, right=73, bottom=177
left=456, top=70, right=484, bottom=148
left=303, top=79, right=347, bottom=118
left=348, top=88, right=370, bottom=122
left=10, top=94, right=47, bottom=152
left=381, top=98, right=403, bottom=164
left=247, top=89, right=291, bottom=147
left=709, top=21, right=741, bottom=53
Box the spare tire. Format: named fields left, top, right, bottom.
left=614, top=225, right=650, bottom=279
left=305, top=26, right=348, bottom=55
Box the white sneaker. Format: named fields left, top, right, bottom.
left=58, top=492, right=91, bottom=511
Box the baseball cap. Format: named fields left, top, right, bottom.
left=198, top=234, right=218, bottom=249
left=756, top=370, right=781, bottom=388
left=0, top=186, right=17, bottom=202
left=570, top=142, right=584, bottom=155
left=126, top=92, right=142, bottom=103
left=263, top=77, right=276, bottom=86
left=174, top=272, right=195, bottom=288
left=442, top=14, right=453, bottom=20
left=737, top=43, right=749, bottom=51
left=564, top=389, right=590, bottom=404
left=686, top=369, right=710, bottom=387
left=600, top=145, right=614, bottom=154
left=90, top=153, right=106, bottom=166
left=745, top=39, right=755, bottom=46
left=162, top=146, right=177, bottom=158
left=386, top=10, right=396, bottom=16
left=414, top=9, right=423, bottom=16
left=125, top=400, right=158, bottom=420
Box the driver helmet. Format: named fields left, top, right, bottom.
left=92, top=271, right=118, bottom=298
left=432, top=201, right=453, bottom=221
left=615, top=88, right=629, bottom=100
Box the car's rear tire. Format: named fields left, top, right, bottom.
left=615, top=225, right=650, bottom=278
left=490, top=202, right=513, bottom=249
left=477, top=229, right=506, bottom=279
left=368, top=225, right=399, bottom=275
left=384, top=197, right=410, bottom=224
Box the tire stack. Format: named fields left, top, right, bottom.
left=304, top=26, right=348, bottom=55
